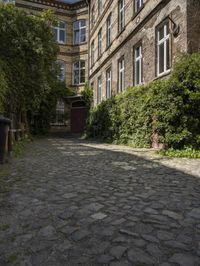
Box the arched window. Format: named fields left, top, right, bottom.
left=53, top=21, right=66, bottom=44
left=73, top=20, right=86, bottom=45
left=73, top=61, right=85, bottom=85
left=57, top=60, right=66, bottom=81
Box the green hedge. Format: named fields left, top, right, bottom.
left=86, top=53, right=200, bottom=149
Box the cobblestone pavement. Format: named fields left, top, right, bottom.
left=0, top=137, right=200, bottom=266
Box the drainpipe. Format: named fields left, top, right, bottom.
left=85, top=0, right=90, bottom=85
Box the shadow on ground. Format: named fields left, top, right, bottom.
left=0, top=136, right=200, bottom=266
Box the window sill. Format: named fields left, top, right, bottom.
left=71, top=83, right=85, bottom=87
left=154, top=70, right=171, bottom=80
left=97, top=54, right=103, bottom=60
left=73, top=42, right=87, bottom=47
left=132, top=4, right=145, bottom=21
left=117, top=27, right=126, bottom=38
left=105, top=41, right=113, bottom=52
left=57, top=42, right=67, bottom=46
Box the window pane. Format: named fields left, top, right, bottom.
left=74, top=70, right=79, bottom=84
left=74, top=62, right=79, bottom=69
left=74, top=21, right=79, bottom=30
left=80, top=69, right=85, bottom=83
left=80, top=61, right=85, bottom=68
left=81, top=20, right=86, bottom=27
left=80, top=28, right=86, bottom=42
left=135, top=46, right=140, bottom=58
left=166, top=38, right=170, bottom=70
left=59, top=30, right=65, bottom=42
left=158, top=26, right=164, bottom=41
left=136, top=61, right=140, bottom=85
left=166, top=23, right=169, bottom=35
left=74, top=31, right=79, bottom=44
left=159, top=42, right=164, bottom=73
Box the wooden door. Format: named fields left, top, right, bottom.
left=71, top=107, right=87, bottom=134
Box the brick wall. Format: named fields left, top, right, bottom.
left=89, top=0, right=189, bottom=106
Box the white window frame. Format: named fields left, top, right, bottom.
left=73, top=61, right=85, bottom=85
left=118, top=57, right=125, bottom=92
left=118, top=0, right=125, bottom=32
left=157, top=22, right=171, bottom=76
left=53, top=21, right=66, bottom=44
left=134, top=45, right=142, bottom=86
left=106, top=68, right=112, bottom=99
left=57, top=60, right=66, bottom=82
left=98, top=29, right=102, bottom=57
left=135, top=0, right=143, bottom=13
left=106, top=13, right=112, bottom=47
left=73, top=20, right=86, bottom=45
left=97, top=76, right=102, bottom=104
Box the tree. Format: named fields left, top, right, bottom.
left=0, top=4, right=65, bottom=131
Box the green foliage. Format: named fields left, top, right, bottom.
left=0, top=4, right=65, bottom=132
left=158, top=148, right=200, bottom=158
left=81, top=83, right=93, bottom=108
left=12, top=135, right=31, bottom=157
left=0, top=59, right=8, bottom=114
left=86, top=53, right=200, bottom=150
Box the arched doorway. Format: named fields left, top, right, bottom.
left=71, top=101, right=87, bottom=134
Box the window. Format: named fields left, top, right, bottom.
left=134, top=0, right=143, bottom=13
left=118, top=57, right=125, bottom=92
left=98, top=28, right=102, bottom=57
left=106, top=13, right=112, bottom=48
left=98, top=0, right=103, bottom=16
left=118, top=0, right=125, bottom=32
left=157, top=21, right=171, bottom=76
left=57, top=60, right=66, bottom=81
left=91, top=5, right=95, bottom=28
left=73, top=20, right=86, bottom=44
left=91, top=41, right=95, bottom=66
left=106, top=68, right=112, bottom=99
left=73, top=61, right=85, bottom=85
left=134, top=44, right=142, bottom=85
left=53, top=21, right=66, bottom=44
left=97, top=76, right=102, bottom=104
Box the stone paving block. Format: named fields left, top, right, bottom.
left=109, top=246, right=127, bottom=259
left=1, top=137, right=200, bottom=265
left=91, top=212, right=107, bottom=220
left=169, top=253, right=196, bottom=266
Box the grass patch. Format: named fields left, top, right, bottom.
left=12, top=136, right=31, bottom=157
left=158, top=148, right=200, bottom=158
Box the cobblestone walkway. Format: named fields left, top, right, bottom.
left=0, top=137, right=200, bottom=266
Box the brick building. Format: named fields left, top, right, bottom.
left=15, top=0, right=200, bottom=131
left=89, top=0, right=200, bottom=105
left=15, top=0, right=89, bottom=132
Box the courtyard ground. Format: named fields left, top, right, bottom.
left=0, top=136, right=200, bottom=266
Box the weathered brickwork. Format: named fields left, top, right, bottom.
left=16, top=0, right=200, bottom=107
left=89, top=0, right=195, bottom=105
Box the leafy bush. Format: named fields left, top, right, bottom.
left=86, top=53, right=200, bottom=150
left=0, top=59, right=8, bottom=114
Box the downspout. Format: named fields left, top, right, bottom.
left=85, top=0, right=90, bottom=85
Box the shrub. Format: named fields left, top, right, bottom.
left=86, top=53, right=200, bottom=150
